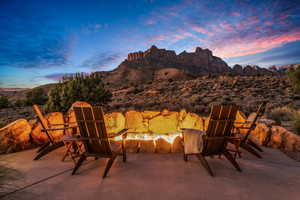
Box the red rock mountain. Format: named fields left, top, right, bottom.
left=98, top=46, right=231, bottom=87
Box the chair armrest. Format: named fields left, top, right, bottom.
left=108, top=129, right=128, bottom=138
left=49, top=122, right=77, bottom=126
left=62, top=135, right=118, bottom=142
left=181, top=128, right=205, bottom=135
left=41, top=126, right=78, bottom=132
left=233, top=126, right=253, bottom=130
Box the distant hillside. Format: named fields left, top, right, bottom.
left=0, top=83, right=56, bottom=103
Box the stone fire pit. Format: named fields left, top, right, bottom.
left=1, top=101, right=300, bottom=155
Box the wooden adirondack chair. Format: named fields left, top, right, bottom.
left=182, top=104, right=241, bottom=176
left=32, top=105, right=77, bottom=160
left=234, top=102, right=267, bottom=158
left=67, top=106, right=128, bottom=178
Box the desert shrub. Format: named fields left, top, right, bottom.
left=267, top=106, right=297, bottom=125
left=0, top=96, right=10, bottom=109
left=46, top=73, right=112, bottom=113
left=0, top=120, right=5, bottom=128
left=292, top=112, right=300, bottom=135
left=287, top=65, right=300, bottom=92
left=25, top=88, right=48, bottom=105
left=14, top=99, right=27, bottom=107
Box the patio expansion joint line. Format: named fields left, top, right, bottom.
left=0, top=161, right=92, bottom=199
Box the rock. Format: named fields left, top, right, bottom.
left=31, top=112, right=65, bottom=145
left=171, top=136, right=184, bottom=153
left=178, top=112, right=204, bottom=130
left=155, top=138, right=171, bottom=153
left=0, top=119, right=32, bottom=153
left=104, top=112, right=125, bottom=135
left=149, top=111, right=178, bottom=134
left=125, top=110, right=148, bottom=133
left=249, top=123, right=270, bottom=145
left=125, top=139, right=139, bottom=153
left=139, top=140, right=156, bottom=153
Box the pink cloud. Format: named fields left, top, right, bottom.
left=231, top=12, right=241, bottom=17
left=264, top=21, right=273, bottom=25
left=172, top=31, right=197, bottom=41
left=221, top=23, right=235, bottom=32
left=148, top=35, right=166, bottom=43
left=236, top=16, right=260, bottom=30
left=145, top=19, right=156, bottom=25
left=174, top=34, right=185, bottom=39
left=214, top=30, right=300, bottom=58
left=191, top=25, right=213, bottom=36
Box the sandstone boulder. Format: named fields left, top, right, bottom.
left=149, top=111, right=178, bottom=134
left=125, top=110, right=148, bottom=133
left=31, top=112, right=65, bottom=145
left=104, top=112, right=125, bottom=134
left=178, top=112, right=204, bottom=131
left=0, top=119, right=32, bottom=153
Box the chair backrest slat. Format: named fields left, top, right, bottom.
left=32, top=105, right=50, bottom=130
left=74, top=107, right=112, bottom=155
left=32, top=104, right=54, bottom=143
left=244, top=102, right=267, bottom=139
left=203, top=104, right=239, bottom=155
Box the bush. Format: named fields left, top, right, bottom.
left=267, top=106, right=297, bottom=125
left=292, top=112, right=300, bottom=135
left=46, top=73, right=112, bottom=113
left=25, top=88, right=48, bottom=106
left=14, top=99, right=27, bottom=107
left=287, top=65, right=300, bottom=92
left=0, top=120, right=5, bottom=128
left=0, top=96, right=10, bottom=109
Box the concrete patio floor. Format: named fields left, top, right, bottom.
left=1, top=147, right=300, bottom=200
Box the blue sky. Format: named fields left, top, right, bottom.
left=0, top=0, right=300, bottom=88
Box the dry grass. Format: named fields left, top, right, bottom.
left=266, top=106, right=297, bottom=125
left=292, top=111, right=300, bottom=135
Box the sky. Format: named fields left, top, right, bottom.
left=0, top=0, right=300, bottom=88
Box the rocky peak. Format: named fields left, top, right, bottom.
left=124, top=45, right=230, bottom=74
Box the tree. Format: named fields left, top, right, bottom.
left=46, top=73, right=112, bottom=113
left=14, top=99, right=27, bottom=107
left=0, top=96, right=10, bottom=109
left=25, top=88, right=48, bottom=105
left=287, top=65, right=300, bottom=92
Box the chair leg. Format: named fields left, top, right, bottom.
left=62, top=142, right=72, bottom=162
left=34, top=141, right=64, bottom=160
left=196, top=154, right=214, bottom=176
left=122, top=139, right=126, bottom=162
left=184, top=154, right=188, bottom=162
left=36, top=142, right=50, bottom=153
left=248, top=139, right=263, bottom=152
left=72, top=154, right=86, bottom=175
left=103, top=155, right=117, bottom=178
left=240, top=142, right=262, bottom=158
left=223, top=150, right=242, bottom=172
